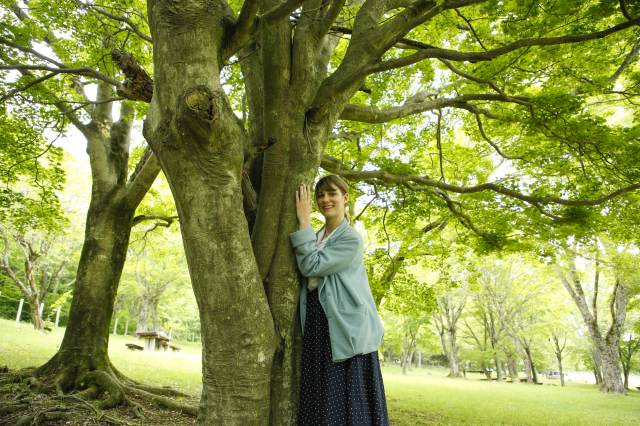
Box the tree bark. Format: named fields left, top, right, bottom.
left=551, top=334, right=567, bottom=386
left=558, top=260, right=627, bottom=393
left=556, top=353, right=565, bottom=386
left=27, top=292, right=44, bottom=330
left=524, top=345, right=538, bottom=384
left=448, top=327, right=461, bottom=377
left=506, top=355, right=519, bottom=383
left=592, top=349, right=603, bottom=385
left=38, top=199, right=135, bottom=390
left=145, top=3, right=282, bottom=422
left=34, top=85, right=161, bottom=404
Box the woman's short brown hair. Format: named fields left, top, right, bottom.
left=314, top=175, right=349, bottom=196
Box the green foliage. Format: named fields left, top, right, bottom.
left=0, top=111, right=65, bottom=232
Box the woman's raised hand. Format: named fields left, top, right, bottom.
left=295, top=184, right=312, bottom=229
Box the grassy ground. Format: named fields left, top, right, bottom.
left=1, top=319, right=639, bottom=425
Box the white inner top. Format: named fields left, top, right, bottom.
left=307, top=227, right=333, bottom=291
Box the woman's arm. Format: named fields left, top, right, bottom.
left=290, top=227, right=361, bottom=277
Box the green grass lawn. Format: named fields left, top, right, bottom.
left=1, top=318, right=639, bottom=425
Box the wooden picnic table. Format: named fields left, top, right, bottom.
left=135, top=331, right=171, bottom=351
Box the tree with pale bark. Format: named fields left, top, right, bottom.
left=0, top=227, right=68, bottom=329
left=431, top=249, right=474, bottom=378
left=556, top=241, right=638, bottom=394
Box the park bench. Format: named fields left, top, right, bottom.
left=169, top=345, right=181, bottom=352
left=125, top=343, right=144, bottom=351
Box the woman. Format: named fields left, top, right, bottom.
left=290, top=175, right=389, bottom=425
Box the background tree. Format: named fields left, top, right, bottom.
left=431, top=249, right=474, bottom=377
left=555, top=241, right=638, bottom=393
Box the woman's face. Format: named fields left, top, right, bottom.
left=316, top=183, right=348, bottom=221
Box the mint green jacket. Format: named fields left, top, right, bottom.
left=290, top=219, right=384, bottom=362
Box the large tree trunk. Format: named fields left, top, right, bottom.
left=145, top=0, right=372, bottom=421
left=599, top=344, right=625, bottom=393
left=37, top=200, right=134, bottom=390
left=34, top=88, right=162, bottom=407
left=145, top=4, right=280, bottom=422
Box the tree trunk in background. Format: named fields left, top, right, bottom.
left=506, top=356, right=518, bottom=383
left=559, top=263, right=627, bottom=393
left=447, top=327, right=461, bottom=377
left=27, top=293, right=44, bottom=330
left=620, top=337, right=640, bottom=390
left=494, top=355, right=502, bottom=381
left=35, top=92, right=160, bottom=397
left=599, top=344, right=625, bottom=393
left=39, top=201, right=135, bottom=387
left=524, top=346, right=538, bottom=383
left=482, top=363, right=492, bottom=380
left=592, top=349, right=603, bottom=385
left=0, top=232, right=47, bottom=330
left=551, top=333, right=567, bottom=386
left=435, top=291, right=465, bottom=378
left=523, top=355, right=533, bottom=383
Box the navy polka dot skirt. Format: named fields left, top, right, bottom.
left=297, top=287, right=389, bottom=425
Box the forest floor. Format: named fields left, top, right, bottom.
left=1, top=319, right=640, bottom=425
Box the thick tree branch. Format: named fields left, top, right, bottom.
left=339, top=93, right=528, bottom=123
left=262, top=0, right=308, bottom=23
left=110, top=50, right=153, bottom=102
left=374, top=0, right=487, bottom=54
left=317, top=0, right=346, bottom=36
left=609, top=38, right=640, bottom=83
left=223, top=0, right=259, bottom=60
left=131, top=215, right=179, bottom=227
left=0, top=64, right=120, bottom=87
left=369, top=17, right=640, bottom=72
left=328, top=25, right=437, bottom=50
left=619, top=0, right=634, bottom=20
left=123, top=147, right=161, bottom=209
left=320, top=155, right=640, bottom=207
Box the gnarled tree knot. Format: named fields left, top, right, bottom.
left=184, top=85, right=215, bottom=122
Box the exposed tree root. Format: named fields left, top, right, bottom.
left=0, top=402, right=28, bottom=416
left=15, top=407, right=73, bottom=426
left=0, top=367, right=35, bottom=384
left=125, top=386, right=198, bottom=416
left=128, top=383, right=189, bottom=397
left=1, top=364, right=198, bottom=425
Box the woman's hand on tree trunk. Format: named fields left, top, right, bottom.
left=296, top=184, right=312, bottom=229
